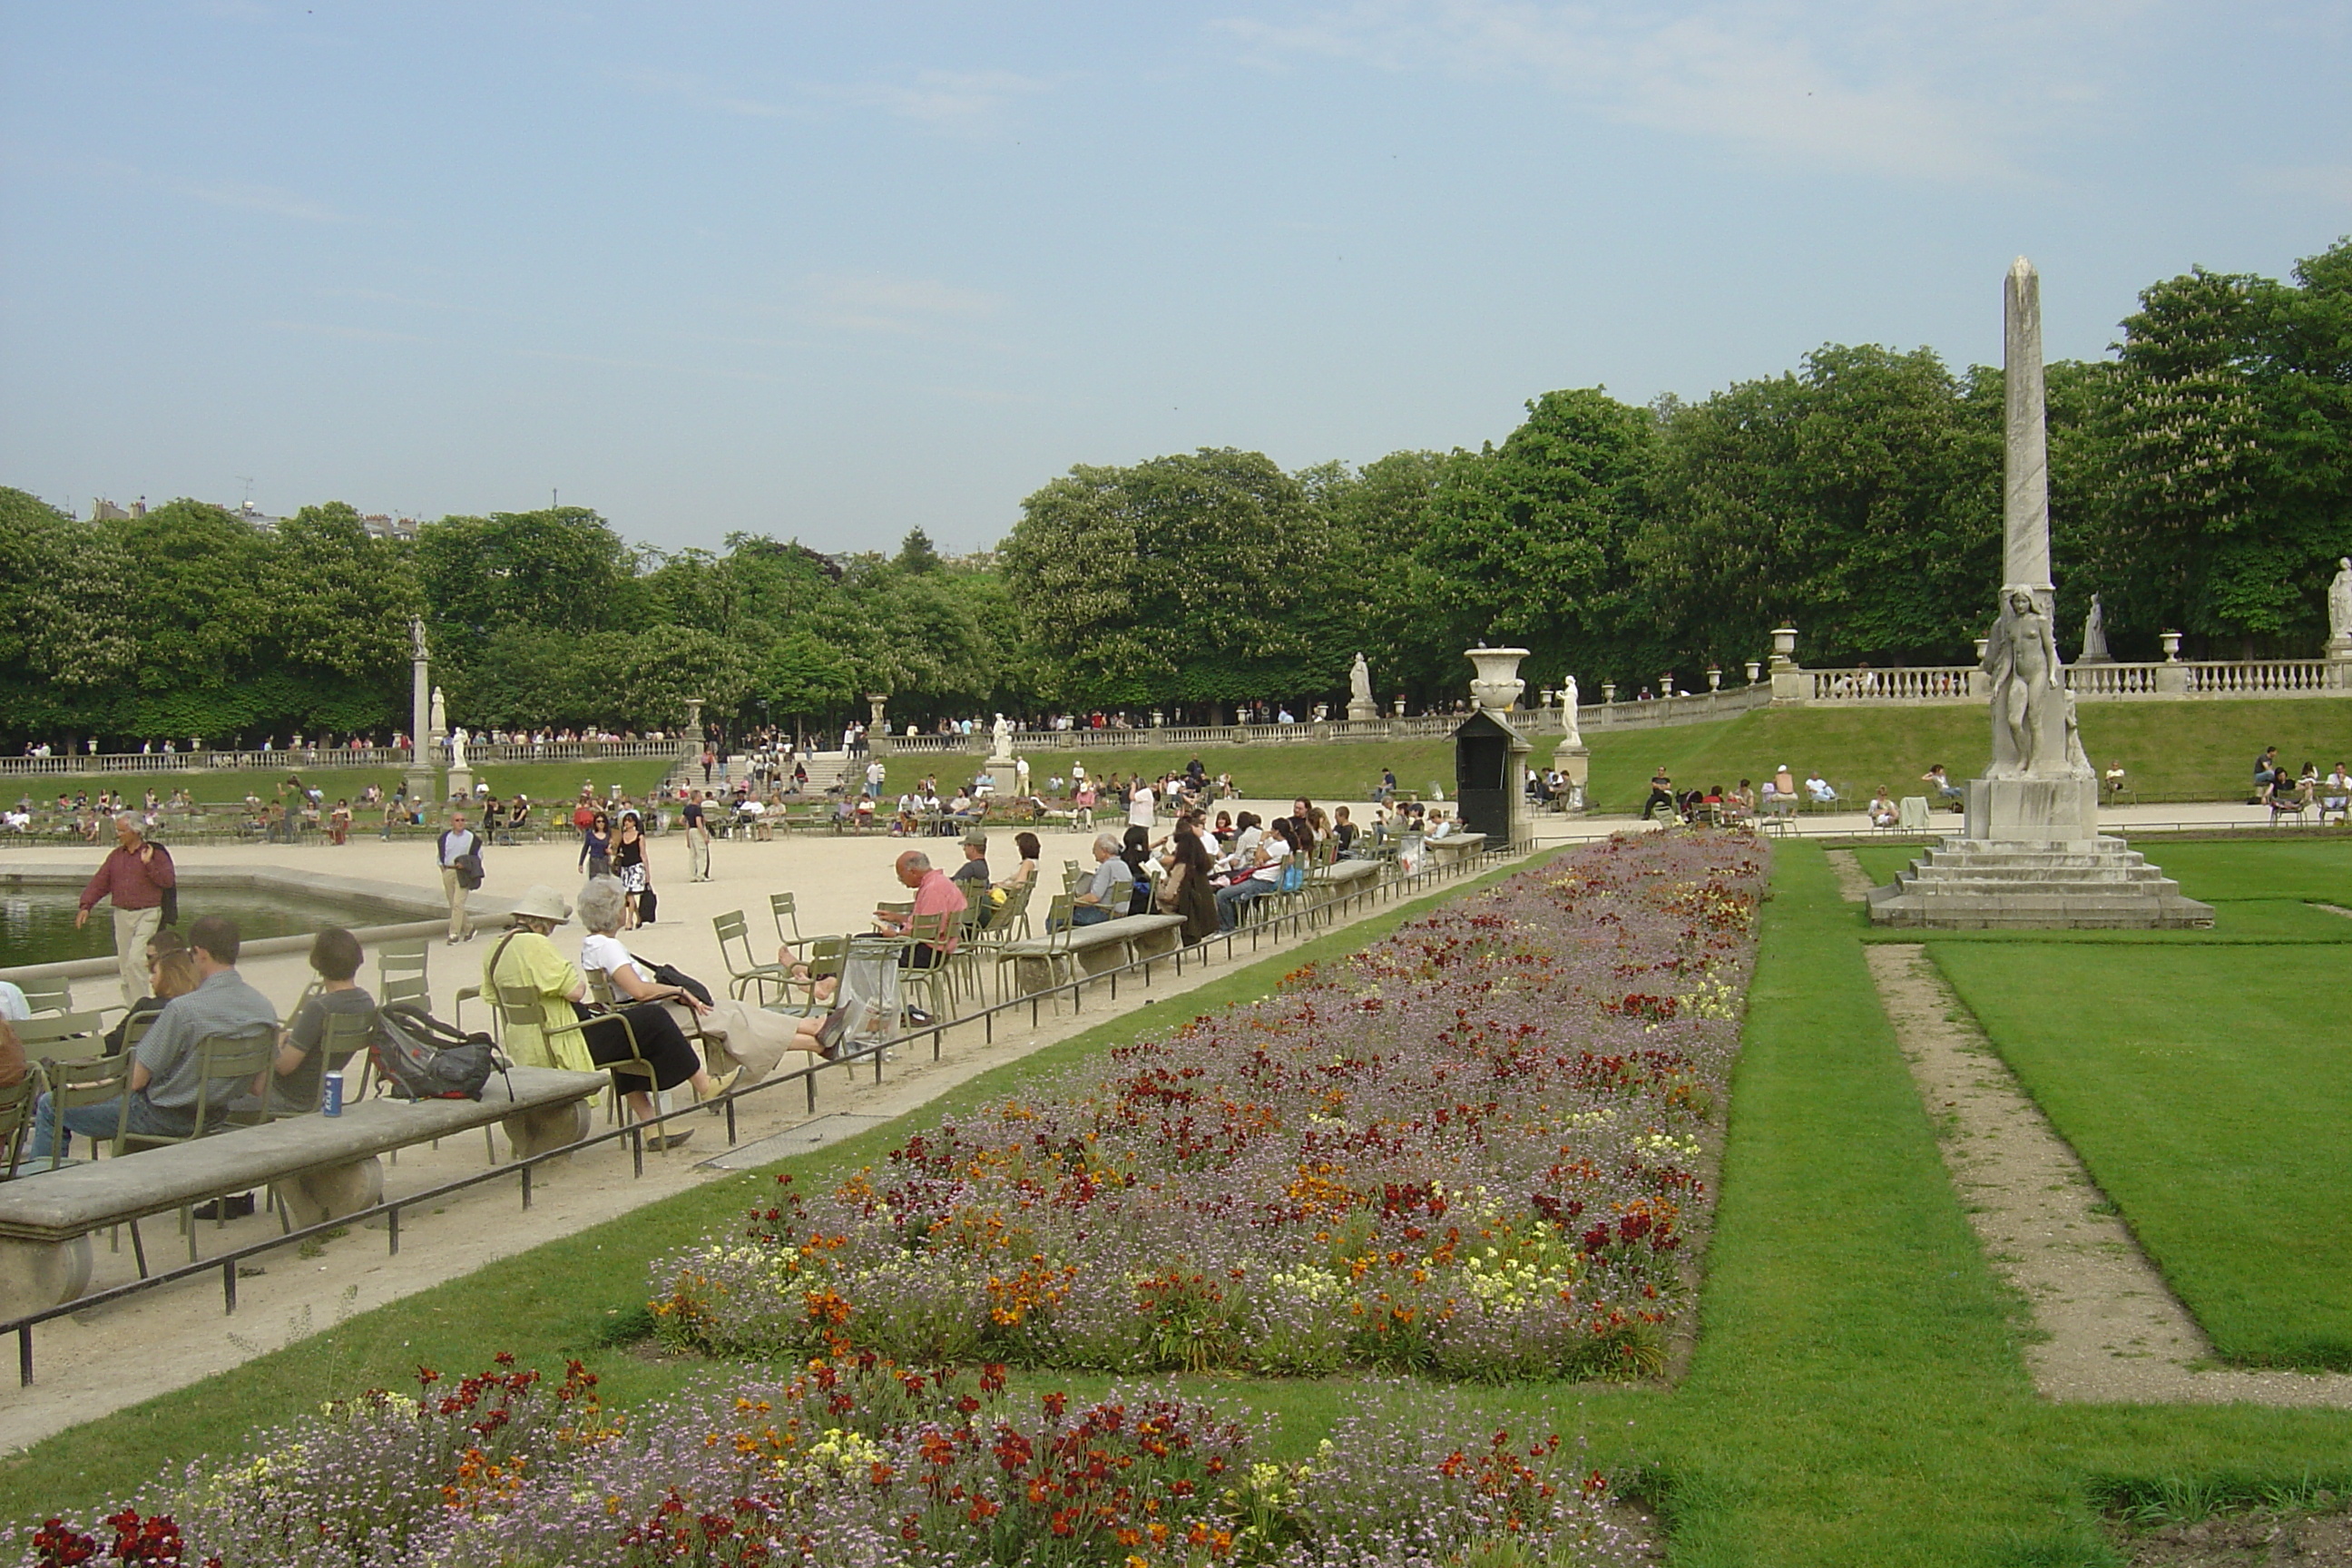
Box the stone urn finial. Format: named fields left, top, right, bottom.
left=1465, top=646, right=1529, bottom=713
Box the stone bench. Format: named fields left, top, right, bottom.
left=0, top=1064, right=607, bottom=1317
left=995, top=913, right=1189, bottom=997
left=1426, top=833, right=1487, bottom=863
left=1310, top=858, right=1386, bottom=907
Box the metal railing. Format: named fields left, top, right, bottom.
left=0, top=836, right=1523, bottom=1387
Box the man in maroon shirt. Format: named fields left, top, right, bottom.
left=76, top=811, right=177, bottom=1005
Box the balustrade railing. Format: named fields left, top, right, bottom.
left=2187, top=660, right=2332, bottom=695
left=1808, top=667, right=1975, bottom=701
left=2067, top=663, right=2162, bottom=697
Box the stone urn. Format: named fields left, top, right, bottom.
left=1465, top=647, right=1529, bottom=713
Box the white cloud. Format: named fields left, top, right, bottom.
left=1214, top=0, right=2164, bottom=183
left=802, top=271, right=1007, bottom=334
left=806, top=69, right=1054, bottom=128
left=615, top=65, right=1052, bottom=132
left=178, top=179, right=351, bottom=223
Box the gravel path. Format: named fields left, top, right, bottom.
left=1867, top=944, right=2352, bottom=1407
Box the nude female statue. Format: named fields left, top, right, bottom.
left=1984, top=588, right=2062, bottom=773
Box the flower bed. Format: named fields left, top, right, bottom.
left=656, top=831, right=1764, bottom=1381
left=15, top=1354, right=1652, bottom=1566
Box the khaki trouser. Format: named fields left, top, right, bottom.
left=689, top=830, right=710, bottom=882
left=442, top=865, right=470, bottom=941
left=113, top=904, right=162, bottom=1007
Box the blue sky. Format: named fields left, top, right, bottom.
left=3, top=2, right=2347, bottom=554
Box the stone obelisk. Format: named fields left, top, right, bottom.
left=2003, top=259, right=2053, bottom=606
left=1965, top=257, right=2095, bottom=842
left=404, top=616, right=436, bottom=807
left=1869, top=260, right=2210, bottom=928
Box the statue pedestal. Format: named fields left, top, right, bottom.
left=1963, top=775, right=2098, bottom=846
left=2328, top=641, right=2352, bottom=689
left=1347, top=699, right=1380, bottom=722
left=1871, top=772, right=2210, bottom=929
left=1551, top=742, right=1589, bottom=813
left=445, top=767, right=474, bottom=803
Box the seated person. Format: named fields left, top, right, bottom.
left=485, top=886, right=732, bottom=1150
left=1329, top=806, right=1359, bottom=858
left=2296, top=762, right=2321, bottom=808
left=1867, top=789, right=1899, bottom=829
left=1804, top=772, right=1838, bottom=804
left=261, top=926, right=380, bottom=1112
left=1060, top=833, right=1128, bottom=927
left=102, top=927, right=190, bottom=1054
left=29, top=914, right=277, bottom=1160
left=872, top=849, right=966, bottom=968
left=1214, top=819, right=1291, bottom=931
left=1922, top=764, right=1965, bottom=804
left=951, top=831, right=992, bottom=905
left=1642, top=769, right=1675, bottom=819
left=2260, top=771, right=2302, bottom=818
left=2324, top=762, right=2352, bottom=818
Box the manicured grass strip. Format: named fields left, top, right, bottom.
left=18, top=760, right=677, bottom=812
left=0, top=850, right=1554, bottom=1524
left=2122, top=838, right=2352, bottom=906
left=1931, top=943, right=2352, bottom=1369
left=1656, top=840, right=2102, bottom=1567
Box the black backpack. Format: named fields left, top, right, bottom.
left=371, top=1002, right=504, bottom=1102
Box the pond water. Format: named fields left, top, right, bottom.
left=0, top=887, right=409, bottom=970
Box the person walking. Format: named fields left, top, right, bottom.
left=682, top=789, right=711, bottom=881
left=75, top=811, right=177, bottom=1006
left=437, top=808, right=484, bottom=946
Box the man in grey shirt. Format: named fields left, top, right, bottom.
left=28, top=913, right=278, bottom=1161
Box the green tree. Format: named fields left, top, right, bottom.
left=1002, top=449, right=1332, bottom=710
left=1403, top=388, right=1655, bottom=692
left=1637, top=348, right=1998, bottom=673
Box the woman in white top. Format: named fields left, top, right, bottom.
left=1127, top=779, right=1156, bottom=830
left=573, top=879, right=736, bottom=1130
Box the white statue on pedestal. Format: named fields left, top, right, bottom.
left=450, top=727, right=467, bottom=769
left=429, top=686, right=446, bottom=737
left=1984, top=588, right=2065, bottom=776
left=2328, top=557, right=2352, bottom=647
left=1561, top=676, right=1581, bottom=745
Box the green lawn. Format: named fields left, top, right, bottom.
left=1932, top=940, right=2352, bottom=1368
left=1851, top=838, right=2352, bottom=943
left=11, top=760, right=677, bottom=812
left=885, top=696, right=2352, bottom=816
left=10, top=840, right=2352, bottom=1561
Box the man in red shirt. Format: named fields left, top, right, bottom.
left=872, top=849, right=965, bottom=970
left=76, top=811, right=177, bottom=1005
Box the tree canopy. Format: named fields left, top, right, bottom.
left=10, top=236, right=2350, bottom=747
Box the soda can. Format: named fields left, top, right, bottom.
left=323, top=1069, right=344, bottom=1117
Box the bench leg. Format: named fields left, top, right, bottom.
left=0, top=1235, right=93, bottom=1317
left=502, top=1099, right=592, bottom=1162
left=280, top=1157, right=386, bottom=1230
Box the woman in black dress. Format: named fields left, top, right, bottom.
left=578, top=810, right=613, bottom=879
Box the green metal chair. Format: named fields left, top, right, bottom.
left=769, top=891, right=814, bottom=956
left=378, top=940, right=431, bottom=1014
left=713, top=910, right=799, bottom=1004
left=0, top=1072, right=40, bottom=1181
left=120, top=1028, right=280, bottom=1264
left=490, top=982, right=671, bottom=1156
left=13, top=1011, right=109, bottom=1064
left=14, top=981, right=72, bottom=1017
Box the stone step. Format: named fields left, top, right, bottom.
left=1896, top=868, right=2175, bottom=889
